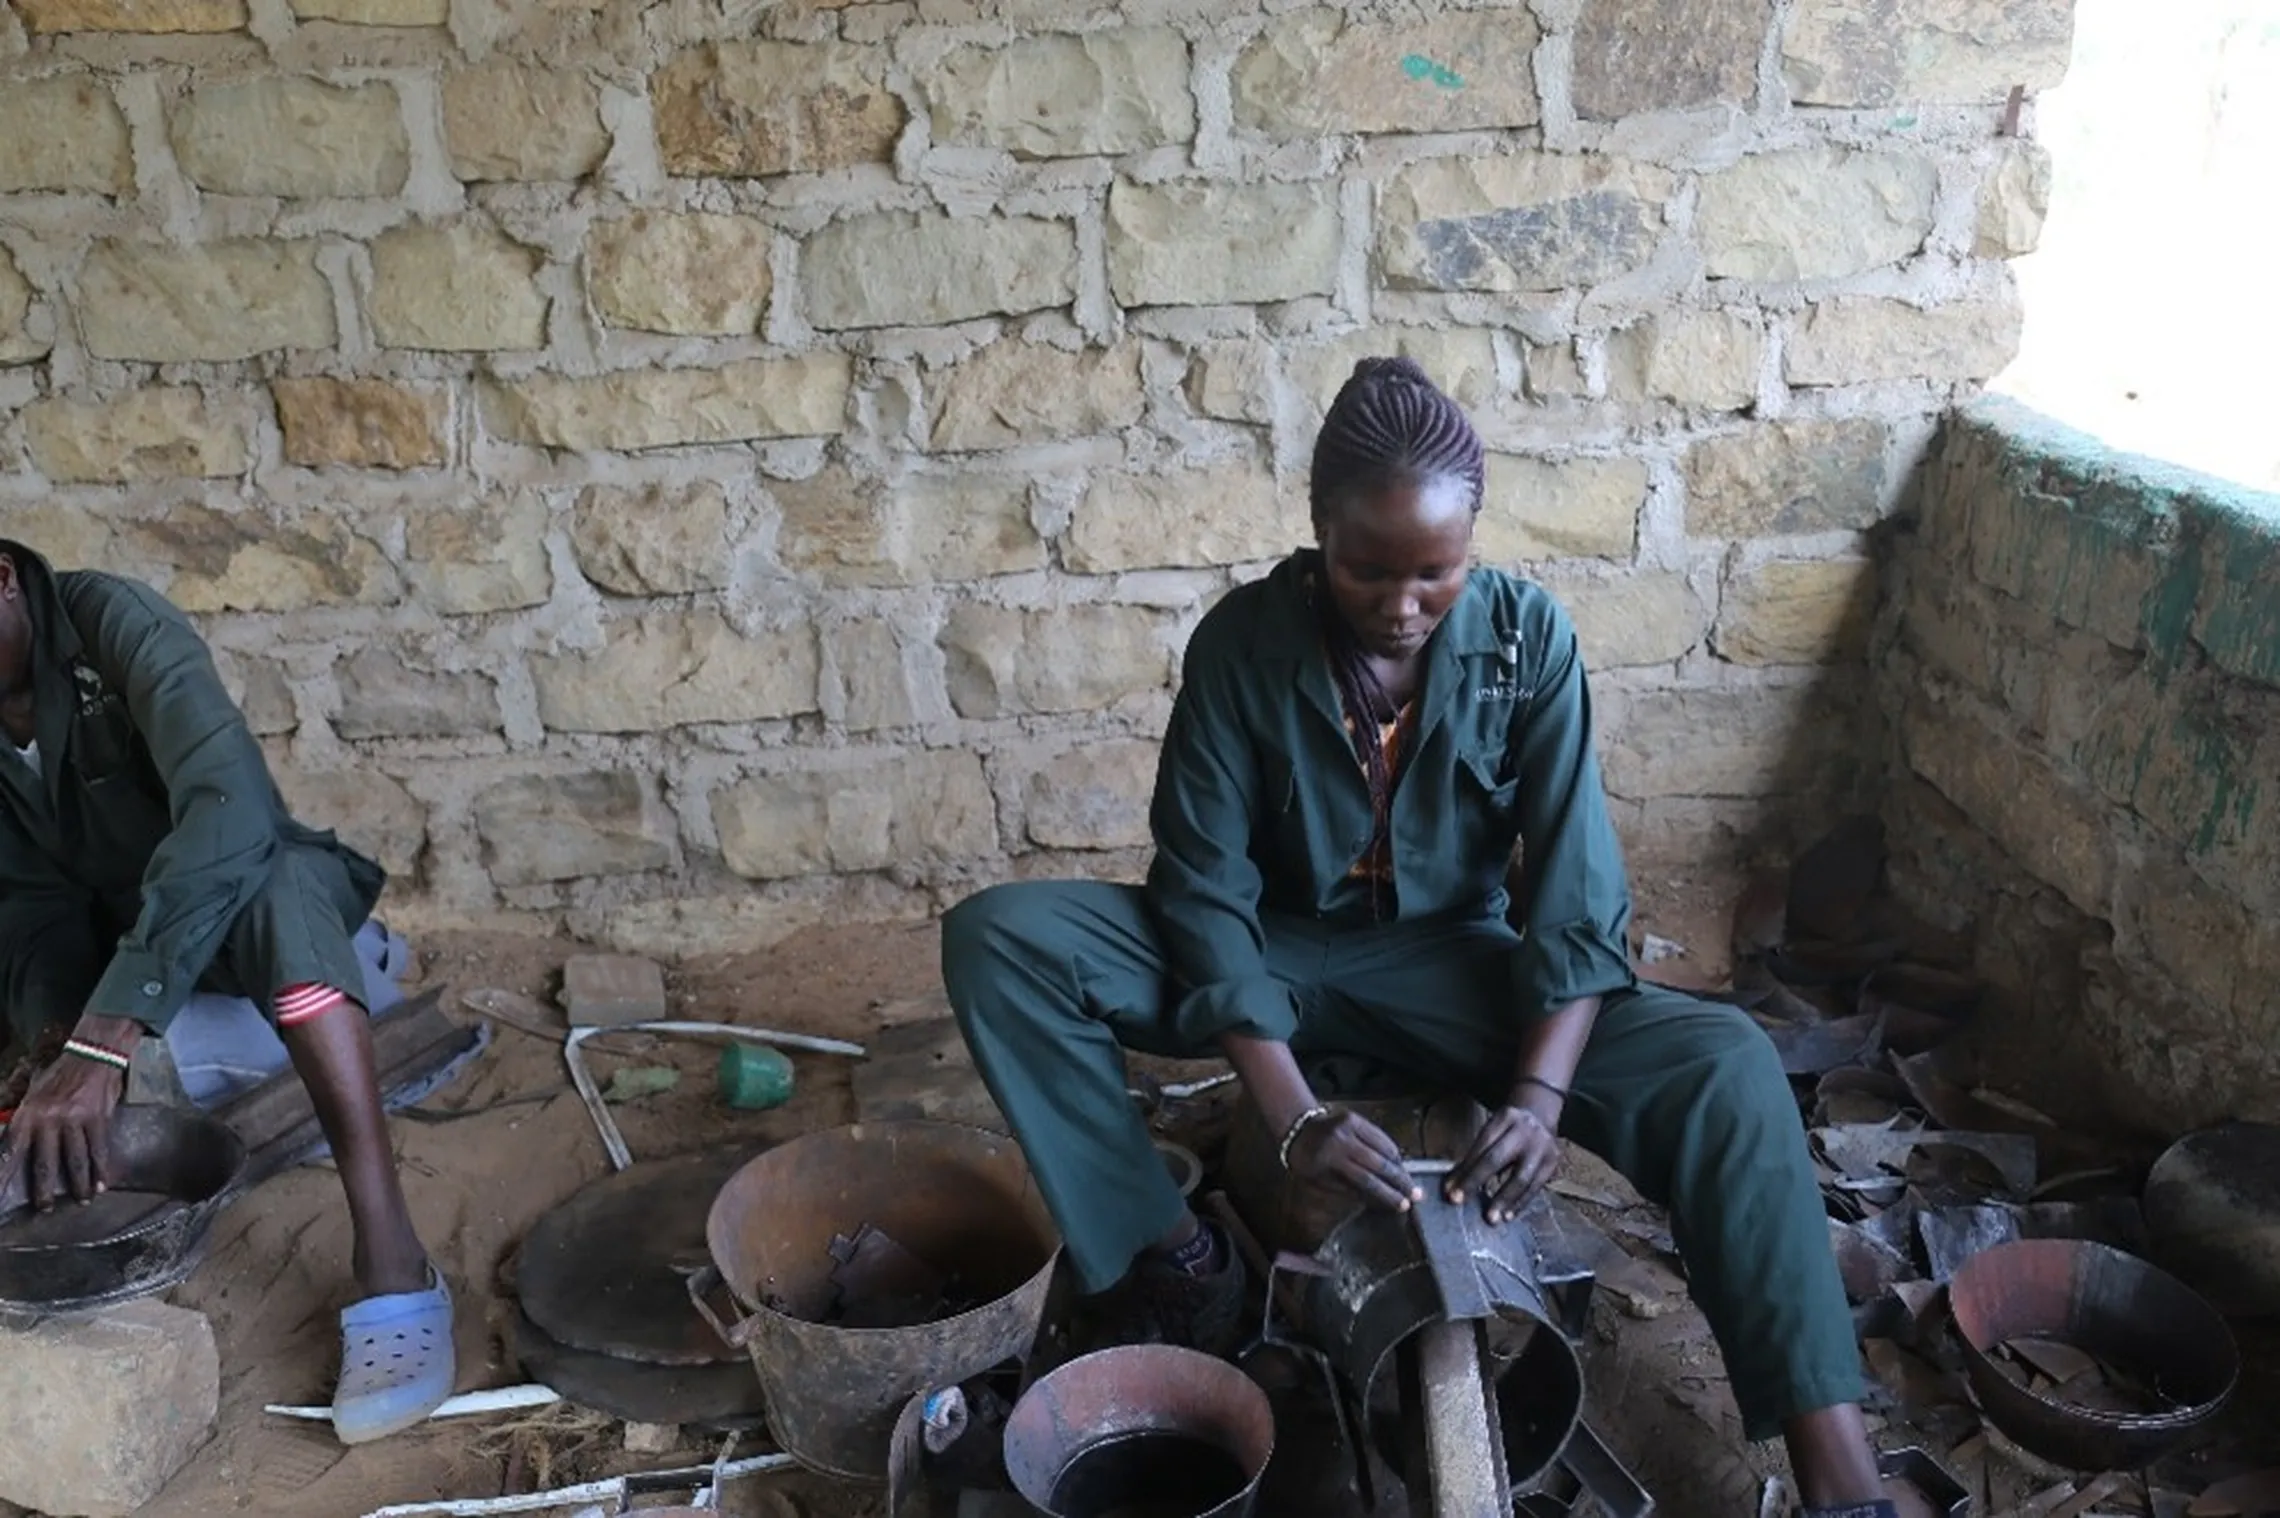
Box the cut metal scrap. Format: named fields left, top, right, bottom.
left=567, top=1021, right=865, bottom=1172
left=1762, top=1011, right=1885, bottom=1077
left=1918, top=1199, right=2147, bottom=1283
left=359, top=1451, right=796, bottom=1517
left=1815, top=1120, right=2038, bottom=1199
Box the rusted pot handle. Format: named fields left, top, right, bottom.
left=684, top=1262, right=755, bottom=1351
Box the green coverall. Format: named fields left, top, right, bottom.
left=943, top=552, right=1863, bottom=1440
left=0, top=542, right=383, bottom=1048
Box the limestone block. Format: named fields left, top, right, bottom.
left=1903, top=696, right=2113, bottom=916
left=216, top=650, right=297, bottom=735
left=1023, top=740, right=1155, bottom=849
left=1572, top=0, right=1770, bottom=120
left=1683, top=420, right=1888, bottom=538
left=369, top=223, right=548, bottom=352
left=1600, top=682, right=1855, bottom=799
left=276, top=767, right=426, bottom=877
left=1786, top=297, right=2022, bottom=386
left=474, top=771, right=673, bottom=886
left=1537, top=570, right=1711, bottom=668
left=289, top=0, right=438, bottom=21
left=128, top=505, right=398, bottom=613
left=928, top=339, right=1142, bottom=451
left=929, top=28, right=1193, bottom=157
left=0, top=76, right=132, bottom=192
left=79, top=239, right=334, bottom=362
left=1975, top=140, right=2053, bottom=259
left=13, top=0, right=242, bottom=33
left=1713, top=558, right=1875, bottom=664
left=334, top=645, right=498, bottom=739
left=1107, top=180, right=1340, bottom=308
left=588, top=213, right=771, bottom=336
left=1475, top=455, right=1646, bottom=562
left=653, top=40, right=902, bottom=178
left=805, top=211, right=1075, bottom=329
left=533, top=613, right=819, bottom=731
left=0, top=503, right=115, bottom=572
left=775, top=467, right=1043, bottom=586
left=1234, top=8, right=1539, bottom=136
left=402, top=492, right=551, bottom=615
left=1697, top=148, right=1938, bottom=281
left=172, top=79, right=407, bottom=198
left=1606, top=309, right=1761, bottom=410
left=1784, top=0, right=2074, bottom=106
left=24, top=387, right=247, bottom=484
left=940, top=604, right=1169, bottom=718
left=827, top=619, right=921, bottom=730
left=1287, top=327, right=1498, bottom=411
left=713, top=751, right=995, bottom=879
left=0, top=246, right=44, bottom=363
left=1186, top=341, right=1273, bottom=424
left=443, top=63, right=608, bottom=182
left=571, top=481, right=729, bottom=595
left=1963, top=477, right=2159, bottom=652
left=0, top=1301, right=217, bottom=1518
left=1380, top=155, right=1675, bottom=293
left=560, top=953, right=667, bottom=1027
left=481, top=356, right=850, bottom=451
left=1067, top=466, right=1299, bottom=572
left=1524, top=341, right=1589, bottom=401
left=273, top=377, right=448, bottom=470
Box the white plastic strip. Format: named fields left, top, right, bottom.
left=358, top=1451, right=796, bottom=1517
left=265, top=1385, right=561, bottom=1423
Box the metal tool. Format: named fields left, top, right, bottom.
left=1287, top=1158, right=1651, bottom=1517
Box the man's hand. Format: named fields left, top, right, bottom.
left=1286, top=1108, right=1425, bottom=1213
left=1445, top=1093, right=1563, bottom=1225
left=0, top=1013, right=141, bottom=1212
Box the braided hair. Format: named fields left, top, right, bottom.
left=1307, top=356, right=1487, bottom=918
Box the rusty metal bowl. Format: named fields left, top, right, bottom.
left=0, top=1105, right=247, bottom=1322
left=1003, top=1344, right=1275, bottom=1518
left=693, top=1120, right=1061, bottom=1483
left=1948, top=1237, right=2238, bottom=1470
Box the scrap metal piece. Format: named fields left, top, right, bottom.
left=1947, top=1238, right=2237, bottom=1471
left=1918, top=1199, right=2147, bottom=1283
left=1816, top=1120, right=2038, bottom=1199
left=2142, top=1121, right=2280, bottom=1316
left=1417, top=1320, right=1507, bottom=1517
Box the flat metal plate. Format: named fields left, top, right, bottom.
left=521, top=1147, right=758, bottom=1366
left=511, top=1309, right=766, bottom=1432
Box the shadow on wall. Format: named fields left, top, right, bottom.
left=1874, top=396, right=2280, bottom=1137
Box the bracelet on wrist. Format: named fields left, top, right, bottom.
left=1277, top=1105, right=1333, bottom=1170
left=1515, top=1074, right=1569, bottom=1105
left=63, top=1038, right=131, bottom=1074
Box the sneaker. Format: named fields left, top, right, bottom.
left=1088, top=1227, right=1250, bottom=1359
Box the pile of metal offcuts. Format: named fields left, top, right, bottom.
left=1715, top=817, right=2271, bottom=1517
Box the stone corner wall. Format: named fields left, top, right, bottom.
left=1877, top=394, right=2280, bottom=1136
left=0, top=0, right=2069, bottom=956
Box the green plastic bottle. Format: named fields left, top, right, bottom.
left=717, top=1043, right=796, bottom=1111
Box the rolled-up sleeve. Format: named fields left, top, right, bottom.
left=1144, top=642, right=1300, bottom=1045
left=1508, top=609, right=1636, bottom=1016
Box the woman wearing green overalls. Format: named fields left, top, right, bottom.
left=943, top=359, right=1912, bottom=1517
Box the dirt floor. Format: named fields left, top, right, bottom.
left=41, top=865, right=2276, bottom=1517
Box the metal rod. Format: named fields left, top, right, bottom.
left=1417, top=1319, right=1506, bottom=1518
left=266, top=1384, right=560, bottom=1423
left=358, top=1452, right=797, bottom=1517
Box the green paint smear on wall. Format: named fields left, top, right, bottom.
left=1958, top=397, right=2278, bottom=862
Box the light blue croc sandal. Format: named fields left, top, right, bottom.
left=332, top=1265, right=456, bottom=1445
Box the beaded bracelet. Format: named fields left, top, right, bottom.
left=63, top=1038, right=131, bottom=1074
left=1277, top=1105, right=1333, bottom=1170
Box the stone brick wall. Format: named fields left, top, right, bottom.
left=0, top=0, right=2065, bottom=953
left=1879, top=397, right=2280, bottom=1136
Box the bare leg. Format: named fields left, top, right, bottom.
left=1786, top=1405, right=1936, bottom=1518
left=280, top=1005, right=429, bottom=1297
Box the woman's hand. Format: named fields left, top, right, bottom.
left=1287, top=1108, right=1425, bottom=1213
left=1445, top=1099, right=1562, bottom=1225
left=0, top=1015, right=138, bottom=1212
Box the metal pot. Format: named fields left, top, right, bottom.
left=0, top=1104, right=247, bottom=1321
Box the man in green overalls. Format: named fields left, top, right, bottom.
left=943, top=361, right=1916, bottom=1517
left=0, top=540, right=455, bottom=1445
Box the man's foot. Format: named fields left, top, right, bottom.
left=1088, top=1221, right=1249, bottom=1359
left=332, top=1263, right=456, bottom=1445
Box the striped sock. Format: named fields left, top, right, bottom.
left=274, top=982, right=351, bottom=1028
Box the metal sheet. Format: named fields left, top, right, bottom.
left=521, top=1147, right=754, bottom=1366
left=509, top=1308, right=765, bottom=1432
